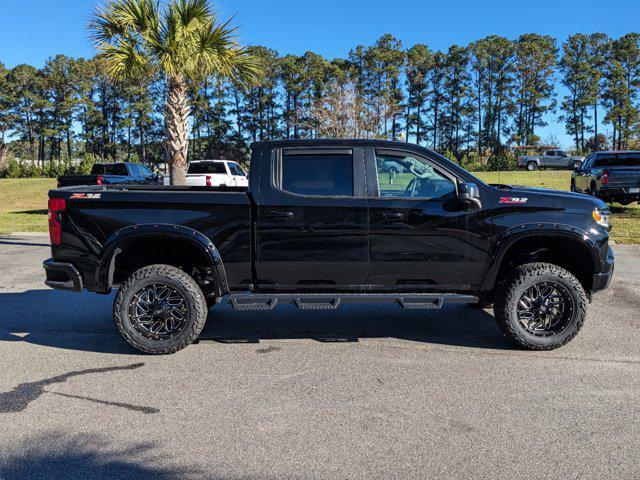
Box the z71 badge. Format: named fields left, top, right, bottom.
left=499, top=197, right=528, bottom=204
left=70, top=193, right=101, bottom=199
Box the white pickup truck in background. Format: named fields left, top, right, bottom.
left=184, top=160, right=249, bottom=187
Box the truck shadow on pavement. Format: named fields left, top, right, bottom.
left=0, top=431, right=205, bottom=480
left=0, top=289, right=516, bottom=353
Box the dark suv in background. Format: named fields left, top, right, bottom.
left=572, top=151, right=640, bottom=205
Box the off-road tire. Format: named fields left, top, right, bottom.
left=114, top=264, right=208, bottom=354
left=494, top=262, right=588, bottom=350
left=526, top=162, right=537, bottom=171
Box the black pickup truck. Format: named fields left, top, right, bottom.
left=43, top=140, right=615, bottom=354
left=57, top=162, right=161, bottom=188
left=571, top=151, right=640, bottom=205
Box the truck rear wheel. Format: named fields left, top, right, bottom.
left=114, top=264, right=208, bottom=354
left=526, top=162, right=537, bottom=171
left=494, top=263, right=587, bottom=350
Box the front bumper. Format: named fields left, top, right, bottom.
left=43, top=259, right=84, bottom=292
left=592, top=246, right=615, bottom=292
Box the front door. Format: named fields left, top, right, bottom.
left=256, top=147, right=369, bottom=292
left=366, top=148, right=492, bottom=291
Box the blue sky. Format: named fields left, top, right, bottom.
left=1, top=0, right=639, bottom=147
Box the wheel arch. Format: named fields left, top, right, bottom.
left=481, top=225, right=600, bottom=294
left=95, top=224, right=229, bottom=296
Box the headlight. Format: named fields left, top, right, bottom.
left=592, top=208, right=611, bottom=229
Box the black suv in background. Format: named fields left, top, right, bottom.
left=572, top=151, right=640, bottom=205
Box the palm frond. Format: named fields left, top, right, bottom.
left=170, top=0, right=210, bottom=32
left=96, top=39, right=150, bottom=79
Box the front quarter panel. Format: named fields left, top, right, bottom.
left=481, top=187, right=610, bottom=291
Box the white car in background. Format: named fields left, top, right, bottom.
left=186, top=160, right=248, bottom=187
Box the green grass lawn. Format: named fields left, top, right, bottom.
left=0, top=174, right=638, bottom=243
left=0, top=178, right=56, bottom=234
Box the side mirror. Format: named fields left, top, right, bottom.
left=459, top=182, right=482, bottom=209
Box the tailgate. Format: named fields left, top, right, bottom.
left=606, top=167, right=640, bottom=188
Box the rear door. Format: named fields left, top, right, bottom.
left=555, top=151, right=571, bottom=168
left=366, top=148, right=492, bottom=290
left=542, top=151, right=558, bottom=168
left=256, top=147, right=369, bottom=291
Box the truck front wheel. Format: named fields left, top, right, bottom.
left=494, top=263, right=588, bottom=350
left=114, top=264, right=208, bottom=354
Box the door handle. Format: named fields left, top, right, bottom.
left=265, top=210, right=294, bottom=219
left=383, top=212, right=404, bottom=220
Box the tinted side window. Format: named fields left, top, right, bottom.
left=188, top=162, right=227, bottom=174
left=581, top=154, right=594, bottom=170
left=375, top=153, right=456, bottom=199
left=229, top=163, right=246, bottom=176
left=139, top=165, right=153, bottom=177
left=280, top=154, right=354, bottom=196
left=104, top=164, right=128, bottom=176
left=90, top=164, right=105, bottom=174
left=128, top=165, right=142, bottom=177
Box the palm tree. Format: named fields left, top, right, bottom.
left=90, top=0, right=259, bottom=184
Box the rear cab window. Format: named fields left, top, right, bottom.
left=99, top=164, right=128, bottom=176
left=594, top=154, right=640, bottom=167
left=277, top=151, right=354, bottom=197
left=188, top=162, right=227, bottom=175
left=90, top=164, right=105, bottom=175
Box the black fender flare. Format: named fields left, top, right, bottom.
left=95, top=224, right=229, bottom=295
left=480, top=223, right=601, bottom=292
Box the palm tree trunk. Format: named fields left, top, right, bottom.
left=165, top=76, right=191, bottom=185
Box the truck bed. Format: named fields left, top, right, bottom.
left=49, top=185, right=252, bottom=291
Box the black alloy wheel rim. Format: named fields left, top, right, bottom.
left=129, top=284, right=188, bottom=340
left=517, top=282, right=574, bottom=336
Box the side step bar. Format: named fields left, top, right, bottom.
left=228, top=293, right=478, bottom=311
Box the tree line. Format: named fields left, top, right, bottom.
left=1, top=32, right=640, bottom=173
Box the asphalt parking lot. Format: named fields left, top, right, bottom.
left=0, top=235, right=639, bottom=479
